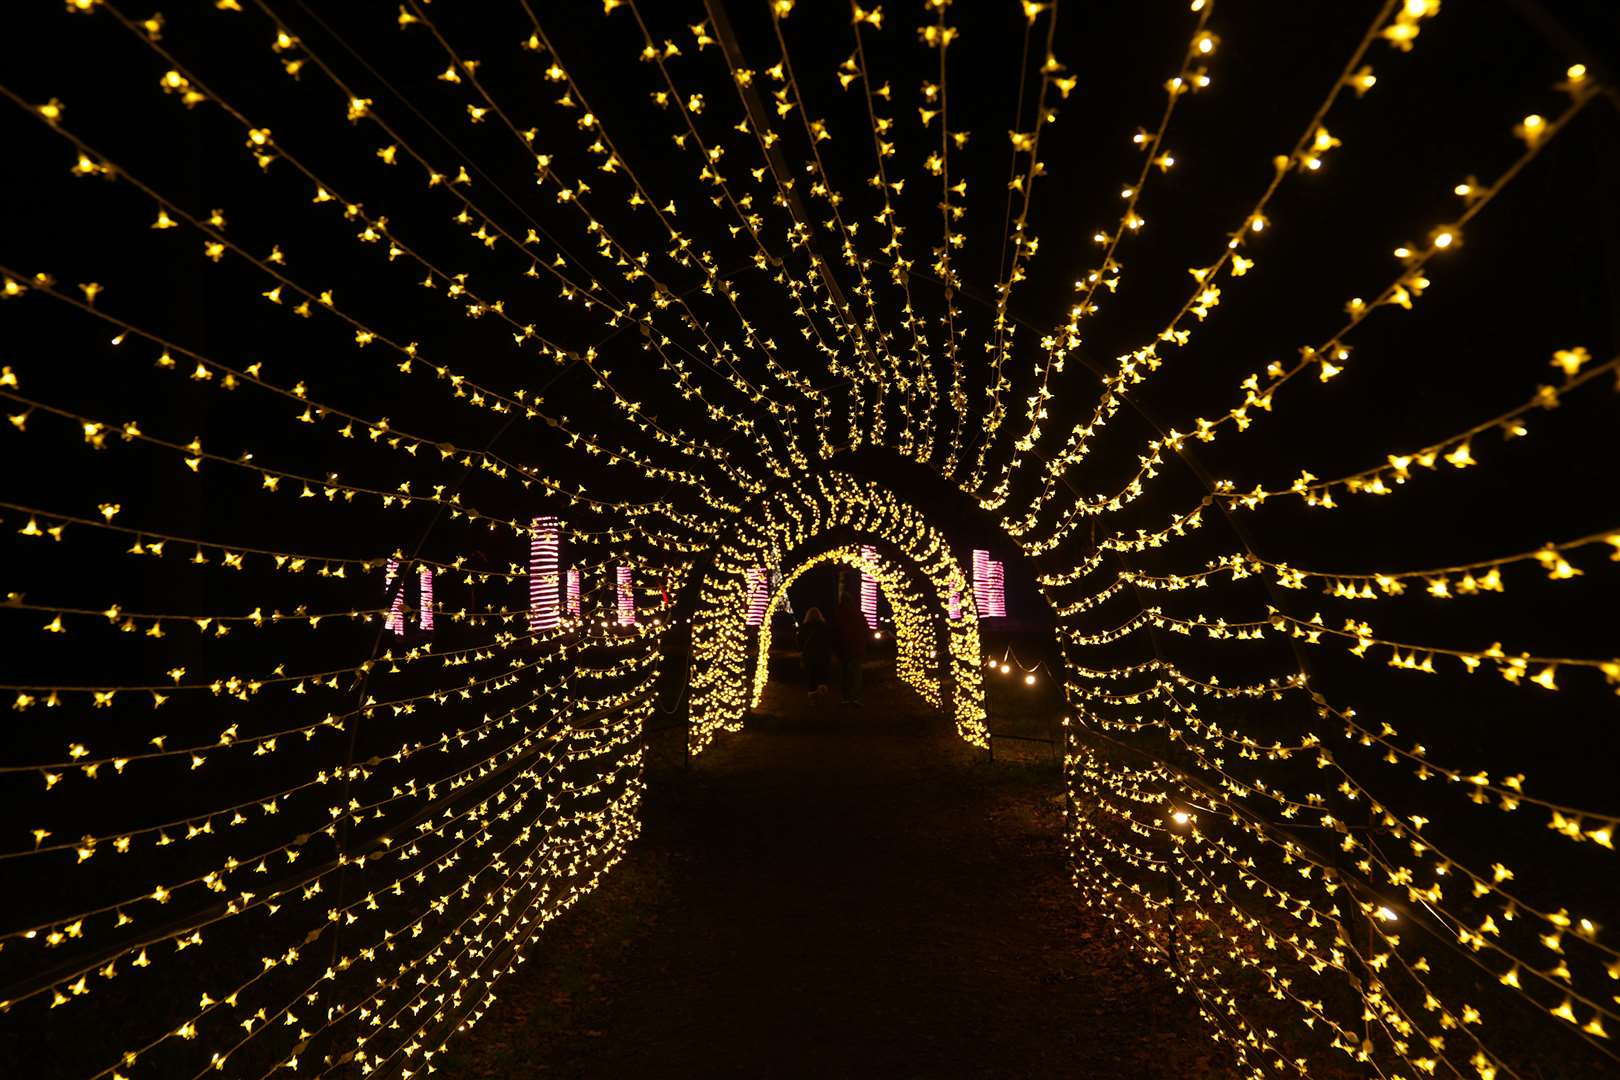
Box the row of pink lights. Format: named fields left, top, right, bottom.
left=397, top=528, right=1002, bottom=636
left=743, top=549, right=994, bottom=628
left=385, top=520, right=596, bottom=638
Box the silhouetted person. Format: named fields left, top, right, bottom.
left=798, top=607, right=832, bottom=699
left=833, top=592, right=869, bottom=706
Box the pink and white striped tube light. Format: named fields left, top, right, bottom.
left=746, top=568, right=768, bottom=626
left=566, top=567, right=581, bottom=618
left=384, top=557, right=405, bottom=635
left=418, top=568, right=434, bottom=631
left=860, top=545, right=879, bottom=630
left=948, top=574, right=962, bottom=621
left=971, top=549, right=1006, bottom=619
left=529, top=515, right=561, bottom=632
left=971, top=549, right=990, bottom=621
left=616, top=565, right=636, bottom=626
left=985, top=559, right=1007, bottom=618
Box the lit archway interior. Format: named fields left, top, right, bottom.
left=687, top=470, right=986, bottom=752
left=749, top=545, right=965, bottom=717
left=1, top=2, right=1616, bottom=1078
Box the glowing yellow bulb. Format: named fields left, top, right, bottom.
left=1516, top=114, right=1547, bottom=146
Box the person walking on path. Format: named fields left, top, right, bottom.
left=798, top=607, right=832, bottom=699
left=833, top=591, right=869, bottom=706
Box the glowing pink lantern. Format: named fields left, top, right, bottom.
left=746, top=568, right=768, bottom=626
left=985, top=559, right=1007, bottom=618
left=971, top=550, right=1006, bottom=619
left=860, top=545, right=879, bottom=630
left=566, top=567, right=581, bottom=617
left=418, top=568, right=434, bottom=631
left=384, top=557, right=405, bottom=635
left=971, top=549, right=991, bottom=621
left=529, top=516, right=561, bottom=631
left=616, top=565, right=636, bottom=626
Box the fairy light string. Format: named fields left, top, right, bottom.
left=519, top=1, right=838, bottom=452
left=388, top=0, right=808, bottom=479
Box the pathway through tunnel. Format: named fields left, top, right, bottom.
left=439, top=657, right=1227, bottom=1079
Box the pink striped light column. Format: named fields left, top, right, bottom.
left=616, top=565, right=636, bottom=626
left=746, top=568, right=768, bottom=626
left=529, top=516, right=561, bottom=632
left=418, top=568, right=434, bottom=631
left=384, top=558, right=405, bottom=636
left=859, top=545, right=879, bottom=630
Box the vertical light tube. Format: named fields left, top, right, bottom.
left=418, top=567, right=434, bottom=631
left=860, top=544, right=878, bottom=630
left=971, top=549, right=990, bottom=621
left=948, top=572, right=962, bottom=621
left=986, top=559, right=1006, bottom=618
left=385, top=557, right=404, bottom=635
left=529, top=515, right=560, bottom=632
left=616, top=565, right=636, bottom=626
left=566, top=567, right=581, bottom=618
left=746, top=568, right=768, bottom=626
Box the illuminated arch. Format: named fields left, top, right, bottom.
left=749, top=545, right=948, bottom=711
left=687, top=472, right=987, bottom=754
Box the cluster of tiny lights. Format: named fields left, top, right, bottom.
left=0, top=1, right=1614, bottom=1078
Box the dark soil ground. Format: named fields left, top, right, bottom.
left=437, top=659, right=1229, bottom=1079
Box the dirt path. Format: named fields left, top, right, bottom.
left=440, top=664, right=1227, bottom=1078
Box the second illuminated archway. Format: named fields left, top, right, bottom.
left=686, top=472, right=987, bottom=754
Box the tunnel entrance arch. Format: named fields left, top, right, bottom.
left=686, top=472, right=987, bottom=755
left=751, top=545, right=950, bottom=713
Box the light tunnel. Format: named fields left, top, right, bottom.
left=1, top=1, right=1617, bottom=1077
